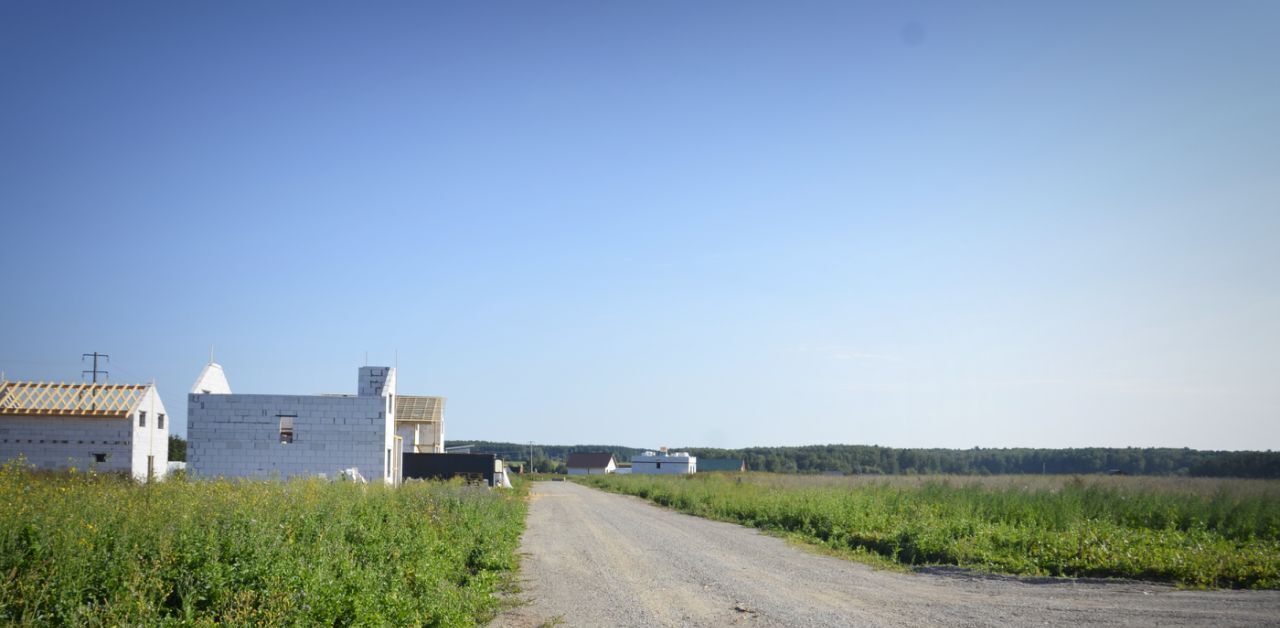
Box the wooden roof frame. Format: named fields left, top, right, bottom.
left=395, top=395, right=445, bottom=423
left=0, top=380, right=150, bottom=419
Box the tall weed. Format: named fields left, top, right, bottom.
left=0, top=460, right=526, bottom=625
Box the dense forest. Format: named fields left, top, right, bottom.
left=450, top=440, right=1280, bottom=478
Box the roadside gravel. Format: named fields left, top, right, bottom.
left=491, top=481, right=1280, bottom=627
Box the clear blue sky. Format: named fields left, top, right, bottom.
left=2, top=1, right=1277, bottom=450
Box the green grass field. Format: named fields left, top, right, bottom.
left=0, top=461, right=526, bottom=626
left=577, top=473, right=1280, bottom=588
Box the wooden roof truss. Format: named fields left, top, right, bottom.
left=395, top=395, right=445, bottom=423
left=0, top=380, right=149, bottom=418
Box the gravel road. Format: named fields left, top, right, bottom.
left=491, top=481, right=1280, bottom=627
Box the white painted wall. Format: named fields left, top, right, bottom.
left=190, top=363, right=231, bottom=394
left=130, top=386, right=170, bottom=481
left=379, top=368, right=397, bottom=484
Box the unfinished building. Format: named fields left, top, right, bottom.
left=0, top=378, right=170, bottom=481
left=186, top=363, right=445, bottom=483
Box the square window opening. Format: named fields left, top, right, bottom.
left=279, top=415, right=295, bottom=444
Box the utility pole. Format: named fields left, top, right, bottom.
left=529, top=441, right=534, bottom=474
left=81, top=352, right=109, bottom=412
left=82, top=352, right=109, bottom=383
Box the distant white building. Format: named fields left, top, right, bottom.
left=565, top=452, right=617, bottom=475
left=187, top=363, right=445, bottom=484
left=0, top=378, right=170, bottom=481
left=631, top=449, right=696, bottom=474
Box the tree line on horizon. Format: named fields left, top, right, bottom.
left=679, top=445, right=1280, bottom=478
left=451, top=440, right=1280, bottom=478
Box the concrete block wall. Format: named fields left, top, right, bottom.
left=0, top=416, right=134, bottom=474
left=395, top=424, right=417, bottom=453
left=359, top=366, right=398, bottom=482
left=188, top=393, right=388, bottom=480
left=358, top=366, right=390, bottom=397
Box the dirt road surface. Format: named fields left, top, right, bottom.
left=491, top=481, right=1280, bottom=627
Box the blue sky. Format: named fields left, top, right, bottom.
left=2, top=1, right=1277, bottom=450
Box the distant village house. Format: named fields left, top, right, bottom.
left=631, top=449, right=696, bottom=474
left=566, top=452, right=617, bottom=475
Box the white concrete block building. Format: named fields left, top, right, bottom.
left=631, top=450, right=696, bottom=474
left=0, top=379, right=170, bottom=481
left=187, top=363, right=445, bottom=484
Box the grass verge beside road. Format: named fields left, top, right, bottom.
left=0, top=460, right=527, bottom=625
left=576, top=473, right=1280, bottom=588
